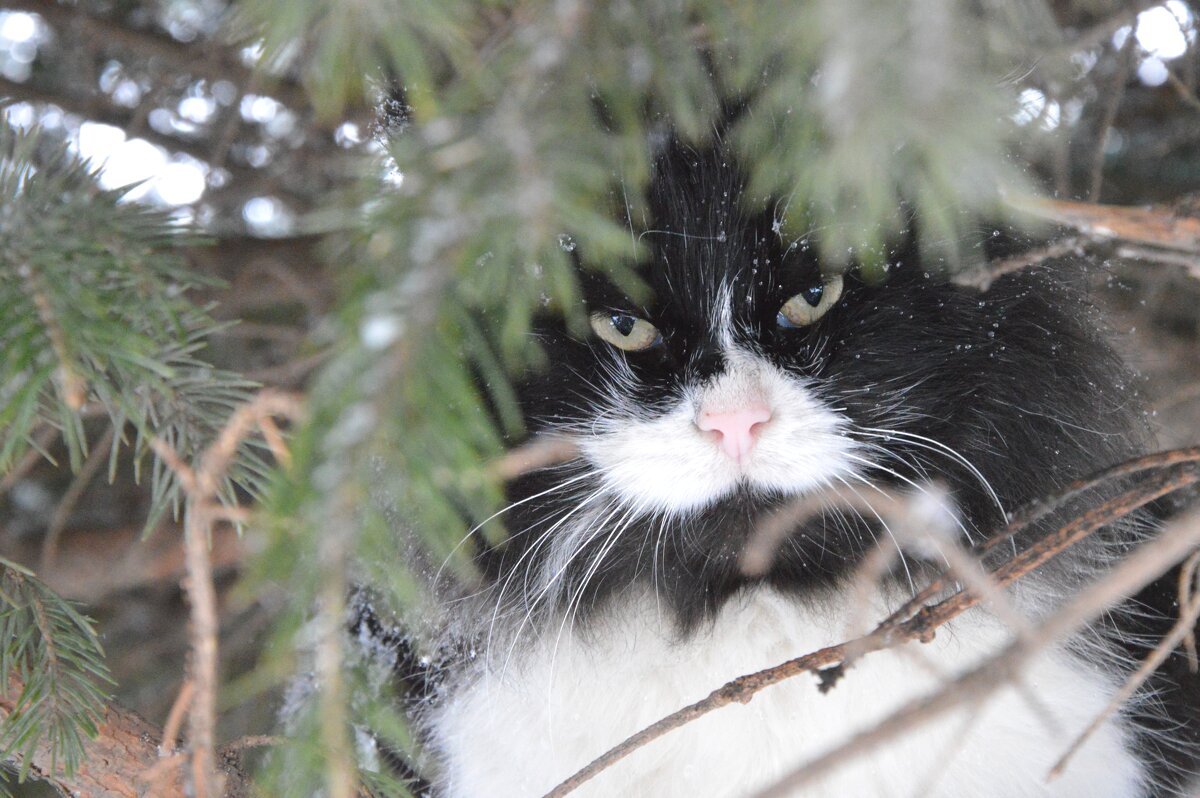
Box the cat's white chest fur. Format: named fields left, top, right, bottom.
left=429, top=587, right=1144, bottom=797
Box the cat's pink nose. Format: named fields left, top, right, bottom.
left=696, top=405, right=772, bottom=464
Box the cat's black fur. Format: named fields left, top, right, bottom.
left=383, top=133, right=1200, bottom=794
left=489, top=141, right=1141, bottom=624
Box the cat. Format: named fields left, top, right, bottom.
left=410, top=135, right=1200, bottom=797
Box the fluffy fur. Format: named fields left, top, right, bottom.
left=432, top=587, right=1141, bottom=797
left=402, top=137, right=1200, bottom=796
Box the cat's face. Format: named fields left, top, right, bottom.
left=490, top=143, right=1138, bottom=627
left=573, top=259, right=858, bottom=518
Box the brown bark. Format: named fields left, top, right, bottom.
left=1, top=675, right=184, bottom=797
left=0, top=675, right=251, bottom=797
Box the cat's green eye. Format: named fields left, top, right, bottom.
left=777, top=274, right=844, bottom=328
left=590, top=311, right=662, bottom=351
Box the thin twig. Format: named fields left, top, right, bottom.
left=41, top=425, right=114, bottom=570
left=159, top=679, right=195, bottom=756
left=951, top=238, right=1084, bottom=292
left=194, top=391, right=304, bottom=497
left=739, top=483, right=957, bottom=577
left=1015, top=197, right=1200, bottom=256
left=1089, top=31, right=1136, bottom=202
left=1180, top=552, right=1200, bottom=671
left=0, top=424, right=60, bottom=497
left=1114, top=245, right=1200, bottom=279
left=750, top=507, right=1200, bottom=798
left=244, top=349, right=332, bottom=386
left=1050, top=1, right=1158, bottom=59
left=181, top=499, right=221, bottom=797
left=1046, top=569, right=1200, bottom=780
left=1165, top=69, right=1200, bottom=112
left=542, top=455, right=1200, bottom=797
left=257, top=415, right=292, bottom=470
left=877, top=449, right=1200, bottom=636
left=487, top=436, right=580, bottom=482
left=151, top=389, right=304, bottom=798
left=139, top=752, right=185, bottom=794
left=22, top=267, right=87, bottom=409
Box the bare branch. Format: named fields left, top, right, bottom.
left=1014, top=197, right=1200, bottom=257
left=1046, top=555, right=1200, bottom=780
left=159, top=679, right=194, bottom=756
left=542, top=452, right=1200, bottom=797
left=951, top=238, right=1086, bottom=292
left=152, top=389, right=304, bottom=798
left=40, top=425, right=114, bottom=570
left=750, top=507, right=1200, bottom=798
left=1089, top=31, right=1137, bottom=202
left=738, top=483, right=957, bottom=578
left=487, top=436, right=580, bottom=482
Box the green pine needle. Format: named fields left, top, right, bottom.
left=0, top=560, right=111, bottom=781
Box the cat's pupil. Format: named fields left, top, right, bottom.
left=801, top=284, right=824, bottom=307
left=611, top=313, right=636, bottom=336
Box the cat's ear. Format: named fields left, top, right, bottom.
left=777, top=274, right=844, bottom=328
left=590, top=311, right=662, bottom=351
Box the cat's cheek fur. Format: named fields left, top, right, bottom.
left=428, top=587, right=1146, bottom=798
left=578, top=349, right=859, bottom=516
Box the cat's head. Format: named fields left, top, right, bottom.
left=486, top=140, right=1143, bottom=628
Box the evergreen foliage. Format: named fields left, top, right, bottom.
left=0, top=120, right=260, bottom=783
left=0, top=123, right=266, bottom=531
left=0, top=558, right=109, bottom=781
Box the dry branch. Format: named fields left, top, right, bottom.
left=40, top=425, right=114, bottom=570
left=1017, top=197, right=1200, bottom=256
left=543, top=451, right=1200, bottom=798
left=488, top=436, right=580, bottom=482
left=151, top=389, right=303, bottom=798
left=1, top=673, right=184, bottom=797
left=1046, top=552, right=1200, bottom=780
left=0, top=674, right=248, bottom=797
left=1089, top=32, right=1137, bottom=203
left=951, top=238, right=1085, bottom=292
left=750, top=506, right=1200, bottom=798
left=960, top=196, right=1200, bottom=292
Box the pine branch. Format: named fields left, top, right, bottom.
left=0, top=121, right=268, bottom=532
left=0, top=562, right=110, bottom=781
left=0, top=668, right=254, bottom=798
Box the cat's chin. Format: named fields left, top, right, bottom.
left=669, top=481, right=804, bottom=519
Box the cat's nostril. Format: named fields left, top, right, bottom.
left=696, top=405, right=772, bottom=463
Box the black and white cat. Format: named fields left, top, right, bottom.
left=415, top=137, right=1199, bottom=797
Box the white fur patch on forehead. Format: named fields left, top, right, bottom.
left=576, top=348, right=858, bottom=516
